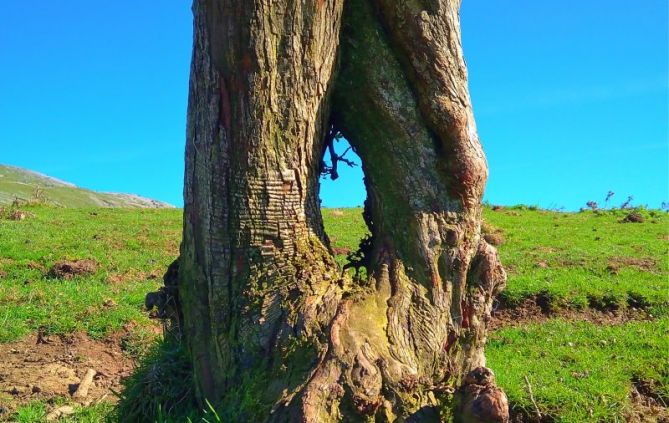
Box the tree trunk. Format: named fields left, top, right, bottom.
left=173, top=0, right=508, bottom=421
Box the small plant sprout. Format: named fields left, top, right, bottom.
left=620, top=195, right=634, bottom=209
left=604, top=191, right=614, bottom=209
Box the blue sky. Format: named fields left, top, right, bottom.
left=1, top=1, right=667, bottom=210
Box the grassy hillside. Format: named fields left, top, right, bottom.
left=0, top=205, right=667, bottom=421
left=0, top=165, right=173, bottom=208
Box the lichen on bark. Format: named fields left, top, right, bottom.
left=154, top=0, right=510, bottom=421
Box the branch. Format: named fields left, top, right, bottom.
left=321, top=126, right=357, bottom=180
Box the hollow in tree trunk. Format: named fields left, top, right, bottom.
left=166, top=0, right=508, bottom=421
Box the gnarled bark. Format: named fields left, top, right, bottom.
left=165, top=0, right=508, bottom=421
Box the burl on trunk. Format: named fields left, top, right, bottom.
left=155, top=0, right=508, bottom=421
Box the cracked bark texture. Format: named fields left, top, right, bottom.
left=175, top=0, right=508, bottom=421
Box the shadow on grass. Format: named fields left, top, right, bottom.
left=114, top=339, right=209, bottom=423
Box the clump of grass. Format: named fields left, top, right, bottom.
left=115, top=339, right=228, bottom=423
left=115, top=339, right=198, bottom=422
left=0, top=203, right=32, bottom=221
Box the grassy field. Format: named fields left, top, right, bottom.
left=0, top=207, right=181, bottom=343
left=0, top=205, right=667, bottom=421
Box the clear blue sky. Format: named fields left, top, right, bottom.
left=1, top=1, right=667, bottom=210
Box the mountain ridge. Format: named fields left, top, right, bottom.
left=0, top=164, right=174, bottom=208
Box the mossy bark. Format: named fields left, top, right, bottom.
left=175, top=0, right=508, bottom=421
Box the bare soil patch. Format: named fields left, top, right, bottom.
left=490, top=296, right=654, bottom=330
left=0, top=332, right=135, bottom=416
left=482, top=221, right=505, bottom=246
left=622, top=212, right=645, bottom=223
left=48, top=259, right=98, bottom=279
left=106, top=268, right=162, bottom=285
left=626, top=379, right=669, bottom=422
left=332, top=247, right=351, bottom=255
left=484, top=233, right=505, bottom=246
left=607, top=256, right=658, bottom=274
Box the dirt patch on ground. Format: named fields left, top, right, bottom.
left=621, top=212, right=645, bottom=223
left=490, top=296, right=654, bottom=330
left=482, top=221, right=505, bottom=246
left=484, top=233, right=505, bottom=246
left=607, top=256, right=658, bottom=274
left=625, top=379, right=669, bottom=422
left=106, top=268, right=162, bottom=285
left=48, top=259, right=98, bottom=279
left=332, top=247, right=351, bottom=255
left=0, top=331, right=135, bottom=416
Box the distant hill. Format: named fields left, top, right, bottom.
left=0, top=165, right=174, bottom=208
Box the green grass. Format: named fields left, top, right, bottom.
left=483, top=207, right=669, bottom=313
left=0, top=205, right=182, bottom=342
left=322, top=207, right=369, bottom=267
left=12, top=402, right=114, bottom=423
left=487, top=318, right=669, bottom=421
left=1, top=205, right=667, bottom=421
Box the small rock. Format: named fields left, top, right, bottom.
left=32, top=385, right=42, bottom=394
left=536, top=261, right=549, bottom=269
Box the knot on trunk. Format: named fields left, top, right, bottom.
left=472, top=240, right=507, bottom=297
left=456, top=367, right=509, bottom=423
